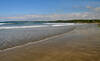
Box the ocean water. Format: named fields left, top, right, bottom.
left=0, top=21, right=76, bottom=50
left=0, top=21, right=97, bottom=50
left=0, top=21, right=45, bottom=29
left=0, top=21, right=75, bottom=30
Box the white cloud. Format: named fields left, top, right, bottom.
left=0, top=12, right=100, bottom=21
left=0, top=6, right=100, bottom=21
left=94, top=7, right=100, bottom=12
left=86, top=6, right=100, bottom=12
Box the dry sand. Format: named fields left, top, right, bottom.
left=0, top=24, right=100, bottom=61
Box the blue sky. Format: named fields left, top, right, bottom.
left=0, top=0, right=100, bottom=21
left=0, top=0, right=99, bottom=16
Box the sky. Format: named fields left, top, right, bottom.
left=0, top=0, right=100, bottom=21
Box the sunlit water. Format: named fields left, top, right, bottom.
left=0, top=21, right=77, bottom=50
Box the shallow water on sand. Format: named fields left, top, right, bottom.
left=0, top=24, right=100, bottom=61
left=0, top=21, right=78, bottom=50
left=0, top=24, right=75, bottom=50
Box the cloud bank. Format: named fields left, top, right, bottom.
left=0, top=6, right=100, bottom=21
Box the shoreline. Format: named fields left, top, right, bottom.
left=0, top=26, right=75, bottom=52
left=0, top=25, right=75, bottom=50
left=0, top=24, right=100, bottom=61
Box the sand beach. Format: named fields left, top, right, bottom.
left=0, top=24, right=100, bottom=61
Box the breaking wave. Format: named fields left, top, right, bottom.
left=0, top=23, right=76, bottom=30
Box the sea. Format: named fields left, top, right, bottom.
left=0, top=21, right=98, bottom=50
left=0, top=21, right=75, bottom=30
left=0, top=21, right=76, bottom=50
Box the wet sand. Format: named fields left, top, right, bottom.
left=0, top=24, right=100, bottom=61
left=0, top=26, right=74, bottom=50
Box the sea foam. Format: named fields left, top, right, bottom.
left=0, top=23, right=76, bottom=30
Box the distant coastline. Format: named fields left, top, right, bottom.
left=46, top=19, right=100, bottom=23
left=54, top=19, right=100, bottom=23
left=1, top=19, right=100, bottom=23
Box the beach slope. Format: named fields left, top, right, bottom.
left=0, top=25, right=100, bottom=61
